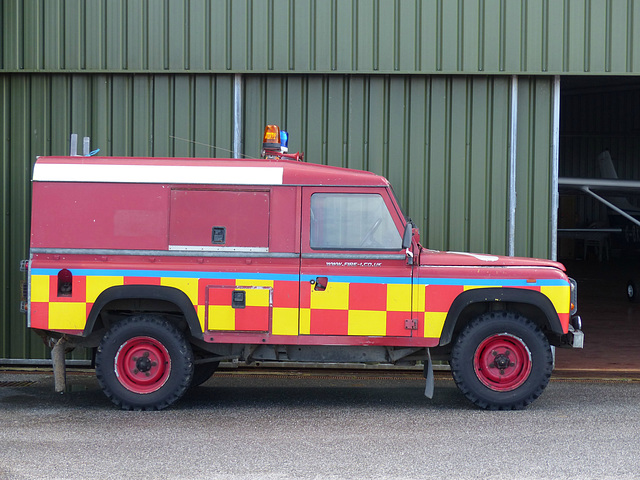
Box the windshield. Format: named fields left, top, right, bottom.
left=389, top=184, right=412, bottom=224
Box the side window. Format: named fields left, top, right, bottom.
left=310, top=193, right=402, bottom=250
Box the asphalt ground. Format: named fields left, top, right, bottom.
left=1, top=367, right=640, bottom=480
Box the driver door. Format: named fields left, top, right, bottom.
left=299, top=186, right=416, bottom=338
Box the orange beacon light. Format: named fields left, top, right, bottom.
left=262, top=125, right=281, bottom=150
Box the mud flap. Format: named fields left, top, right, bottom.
left=51, top=336, right=67, bottom=394
left=423, top=348, right=434, bottom=399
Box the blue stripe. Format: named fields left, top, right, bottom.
left=415, top=278, right=569, bottom=287
left=31, top=268, right=568, bottom=287
left=32, top=268, right=300, bottom=282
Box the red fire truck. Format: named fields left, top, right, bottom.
left=21, top=126, right=583, bottom=410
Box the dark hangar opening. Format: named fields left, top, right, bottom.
left=558, top=76, right=640, bottom=370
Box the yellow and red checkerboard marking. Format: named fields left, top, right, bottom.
left=29, top=271, right=571, bottom=339
left=205, top=284, right=271, bottom=332
left=30, top=274, right=91, bottom=331
left=300, top=281, right=416, bottom=337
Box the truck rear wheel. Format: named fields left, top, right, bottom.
left=449, top=311, right=552, bottom=410
left=95, top=315, right=194, bottom=410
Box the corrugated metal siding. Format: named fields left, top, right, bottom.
left=241, top=74, right=520, bottom=254
left=2, top=0, right=640, bottom=75
left=0, top=72, right=553, bottom=359
left=0, top=73, right=237, bottom=361
left=1, top=75, right=47, bottom=360
left=515, top=76, right=555, bottom=259
left=241, top=74, right=551, bottom=258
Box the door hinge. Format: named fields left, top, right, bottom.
left=404, top=319, right=418, bottom=330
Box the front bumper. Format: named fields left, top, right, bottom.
left=563, top=320, right=584, bottom=349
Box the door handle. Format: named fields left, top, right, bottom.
left=312, top=276, right=328, bottom=291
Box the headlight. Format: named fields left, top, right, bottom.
left=569, top=277, right=578, bottom=315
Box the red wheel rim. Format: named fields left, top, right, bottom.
left=473, top=333, right=532, bottom=391
left=114, top=336, right=171, bottom=394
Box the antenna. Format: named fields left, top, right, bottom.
left=68, top=134, right=99, bottom=156
left=69, top=134, right=78, bottom=156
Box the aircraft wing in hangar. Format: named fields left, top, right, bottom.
left=559, top=177, right=640, bottom=228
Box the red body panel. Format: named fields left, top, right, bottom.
left=31, top=182, right=169, bottom=249
left=419, top=249, right=566, bottom=270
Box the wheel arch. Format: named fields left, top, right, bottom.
left=438, top=288, right=563, bottom=347
left=83, top=285, right=203, bottom=339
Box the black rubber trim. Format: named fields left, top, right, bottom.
left=83, top=285, right=203, bottom=339
left=438, top=288, right=563, bottom=346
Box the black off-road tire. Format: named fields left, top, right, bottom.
left=95, top=314, right=194, bottom=411
left=449, top=311, right=553, bottom=410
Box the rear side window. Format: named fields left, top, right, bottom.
left=310, top=193, right=401, bottom=250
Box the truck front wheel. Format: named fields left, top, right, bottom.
left=95, top=315, right=194, bottom=410
left=449, top=311, right=552, bottom=410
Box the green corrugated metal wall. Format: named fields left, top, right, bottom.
left=515, top=77, right=555, bottom=257
left=2, top=0, right=640, bottom=75
left=241, top=74, right=553, bottom=257
left=0, top=72, right=554, bottom=360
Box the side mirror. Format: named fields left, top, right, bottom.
left=402, top=222, right=413, bottom=249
